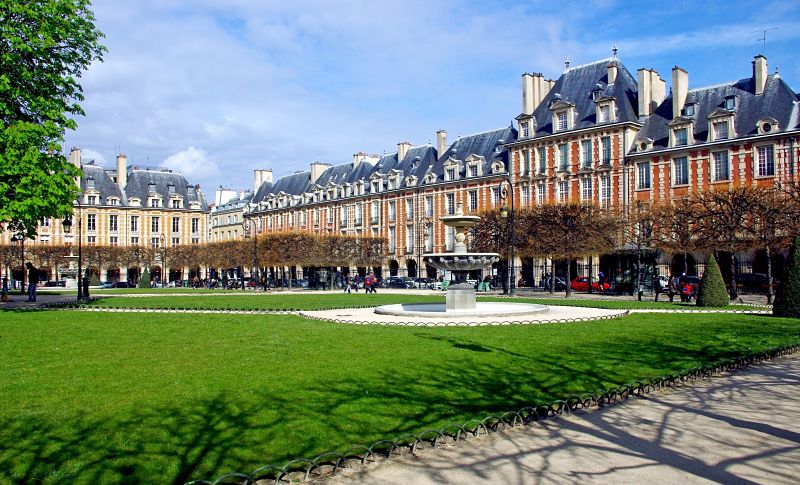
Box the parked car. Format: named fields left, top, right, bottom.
left=427, top=280, right=443, bottom=290
left=414, top=277, right=434, bottom=288
left=736, top=273, right=777, bottom=293
left=100, top=281, right=115, bottom=289
left=111, top=281, right=131, bottom=288
left=44, top=280, right=67, bottom=288
left=570, top=276, right=611, bottom=292
left=383, top=276, right=415, bottom=289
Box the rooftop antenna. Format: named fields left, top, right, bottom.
left=612, top=44, right=618, bottom=58
left=753, top=27, right=778, bottom=55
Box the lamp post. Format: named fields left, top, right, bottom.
left=498, top=176, right=516, bottom=297
left=417, top=215, right=432, bottom=288
left=10, top=232, right=25, bottom=295
left=159, top=233, right=167, bottom=287
left=61, top=199, right=85, bottom=301
left=242, top=209, right=257, bottom=292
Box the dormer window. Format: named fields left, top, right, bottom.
left=675, top=128, right=688, bottom=146
left=684, top=104, right=695, bottom=117
left=556, top=111, right=568, bottom=131
left=87, top=195, right=97, bottom=205
left=668, top=118, right=694, bottom=147
left=445, top=167, right=457, bottom=181
left=713, top=120, right=729, bottom=140
left=756, top=117, right=778, bottom=135
left=148, top=182, right=157, bottom=194
left=108, top=197, right=119, bottom=206
left=149, top=198, right=161, bottom=208
left=87, top=177, right=95, bottom=189
left=521, top=121, right=530, bottom=138
left=725, top=96, right=736, bottom=110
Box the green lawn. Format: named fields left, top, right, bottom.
left=1, top=302, right=797, bottom=484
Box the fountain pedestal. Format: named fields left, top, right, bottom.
left=447, top=283, right=475, bottom=311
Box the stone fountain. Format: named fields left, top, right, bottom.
left=375, top=204, right=547, bottom=318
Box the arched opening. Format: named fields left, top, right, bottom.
left=671, top=253, right=697, bottom=276
left=389, top=260, right=399, bottom=277
left=106, top=268, right=120, bottom=283
left=425, top=263, right=437, bottom=279
left=407, top=259, right=418, bottom=279
left=128, top=267, right=140, bottom=286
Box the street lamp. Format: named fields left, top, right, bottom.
left=61, top=199, right=85, bottom=301
left=160, top=233, right=167, bottom=287
left=417, top=215, right=432, bottom=288
left=10, top=232, right=25, bottom=295
left=498, top=176, right=517, bottom=297
left=242, top=208, right=257, bottom=292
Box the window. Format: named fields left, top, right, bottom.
left=131, top=236, right=139, bottom=245
left=130, top=216, right=139, bottom=232
left=537, top=146, right=547, bottom=174
left=673, top=157, right=689, bottom=185
left=446, top=193, right=455, bottom=215
left=191, top=218, right=199, bottom=233
left=558, top=180, right=569, bottom=202
left=446, top=167, right=456, bottom=181
left=191, top=237, right=199, bottom=244
left=558, top=143, right=569, bottom=171
left=637, top=162, right=651, bottom=189
left=467, top=164, right=478, bottom=177
left=712, top=151, right=729, bottom=181
left=600, top=175, right=611, bottom=206
left=599, top=104, right=610, bottom=122
left=405, top=198, right=414, bottom=219
left=675, top=127, right=688, bottom=146
left=150, top=237, right=160, bottom=247
left=87, top=195, right=97, bottom=205
left=327, top=208, right=334, bottom=224
left=757, top=145, right=775, bottom=177
left=522, top=150, right=531, bottom=175
left=109, top=198, right=119, bottom=206
left=87, top=235, right=96, bottom=244
left=684, top=104, right=695, bottom=116
left=581, top=139, right=592, bottom=168
left=713, top=120, right=729, bottom=140
left=339, top=206, right=347, bottom=226
left=581, top=178, right=592, bottom=201
left=172, top=237, right=180, bottom=245
left=172, top=217, right=180, bottom=233
left=557, top=111, right=568, bottom=131
left=445, top=226, right=454, bottom=251
left=354, top=206, right=362, bottom=225
left=537, top=184, right=545, bottom=204
left=150, top=198, right=160, bottom=208
left=171, top=200, right=180, bottom=209
left=109, top=236, right=118, bottom=246
left=151, top=216, right=160, bottom=233
left=388, top=226, right=396, bottom=253
left=521, top=185, right=530, bottom=205
left=491, top=187, right=501, bottom=207
left=521, top=121, right=529, bottom=137
left=41, top=218, right=50, bottom=227
left=468, top=190, right=478, bottom=211
left=601, top=136, right=611, bottom=165
left=425, top=223, right=433, bottom=251
left=109, top=215, right=118, bottom=232
left=87, top=214, right=96, bottom=231
left=425, top=196, right=434, bottom=217
left=725, top=97, right=736, bottom=110
left=388, top=201, right=396, bottom=222
left=406, top=224, right=414, bottom=252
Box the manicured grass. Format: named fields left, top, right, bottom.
left=1, top=306, right=797, bottom=484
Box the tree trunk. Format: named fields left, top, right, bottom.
left=565, top=258, right=572, bottom=298
left=729, top=254, right=738, bottom=300
left=587, top=255, right=593, bottom=294
left=637, top=249, right=642, bottom=301
left=766, top=247, right=774, bottom=304
left=683, top=252, right=688, bottom=275
left=549, top=258, right=555, bottom=295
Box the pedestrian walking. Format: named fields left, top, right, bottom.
left=668, top=275, right=678, bottom=302
left=25, top=262, right=39, bottom=302
left=653, top=273, right=663, bottom=302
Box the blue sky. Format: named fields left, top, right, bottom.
left=66, top=0, right=800, bottom=196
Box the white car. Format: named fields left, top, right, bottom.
left=427, top=281, right=443, bottom=290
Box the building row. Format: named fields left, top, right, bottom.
left=2, top=52, right=799, bottom=287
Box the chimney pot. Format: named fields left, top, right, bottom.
left=671, top=66, right=688, bottom=119
left=753, top=55, right=767, bottom=95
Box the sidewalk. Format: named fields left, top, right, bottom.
left=328, top=353, right=800, bottom=484
left=0, top=292, right=84, bottom=309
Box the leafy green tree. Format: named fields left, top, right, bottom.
left=0, top=0, right=105, bottom=237
left=773, top=237, right=800, bottom=318
left=138, top=269, right=151, bottom=289
left=696, top=254, right=728, bottom=307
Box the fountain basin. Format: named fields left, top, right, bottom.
left=422, top=253, right=499, bottom=272
left=374, top=302, right=548, bottom=318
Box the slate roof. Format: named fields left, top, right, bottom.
left=251, top=126, right=517, bottom=209
left=528, top=58, right=639, bottom=137
left=214, top=191, right=253, bottom=213
left=81, top=163, right=124, bottom=203
left=634, top=74, right=800, bottom=150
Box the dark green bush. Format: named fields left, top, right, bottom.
left=696, top=253, right=728, bottom=307
left=774, top=237, right=800, bottom=318
left=138, top=269, right=151, bottom=289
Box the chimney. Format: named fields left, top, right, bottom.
left=253, top=169, right=272, bottom=192
left=436, top=130, right=447, bottom=158
left=310, top=162, right=329, bottom=184
left=651, top=69, right=666, bottom=108
left=753, top=55, right=767, bottom=95
left=69, top=147, right=81, bottom=168
left=528, top=73, right=553, bottom=112
left=671, top=66, right=688, bottom=119
left=116, top=153, right=127, bottom=189
left=397, top=141, right=412, bottom=162
left=637, top=68, right=651, bottom=118
left=607, top=61, right=618, bottom=84
left=522, top=73, right=535, bottom=114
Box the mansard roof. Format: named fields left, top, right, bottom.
left=635, top=74, right=800, bottom=150
left=531, top=58, right=639, bottom=136
left=80, top=163, right=124, bottom=202
left=124, top=168, right=209, bottom=209
left=430, top=126, right=516, bottom=181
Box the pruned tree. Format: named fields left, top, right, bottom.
left=753, top=189, right=797, bottom=303
left=651, top=199, right=701, bottom=275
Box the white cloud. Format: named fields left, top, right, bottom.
left=161, top=147, right=221, bottom=184
left=79, top=148, right=108, bottom=166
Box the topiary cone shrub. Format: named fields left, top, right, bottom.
left=697, top=253, right=729, bottom=307
left=774, top=237, right=800, bottom=318
left=89, top=272, right=100, bottom=286
left=139, top=269, right=151, bottom=289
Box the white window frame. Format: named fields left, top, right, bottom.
left=756, top=145, right=775, bottom=177
left=712, top=151, right=730, bottom=181
left=673, top=157, right=689, bottom=186
left=637, top=162, right=651, bottom=190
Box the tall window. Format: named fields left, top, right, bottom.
left=637, top=162, right=651, bottom=189
left=675, top=127, right=688, bottom=146
left=191, top=218, right=199, bottom=233
left=522, top=150, right=531, bottom=175
left=537, top=146, right=546, bottom=174
left=757, top=145, right=775, bottom=176
left=558, top=180, right=569, bottom=202
left=713, top=151, right=729, bottom=181
left=425, top=223, right=433, bottom=251
left=87, top=214, right=96, bottom=231
left=599, top=104, right=610, bottom=122
left=388, top=201, right=396, bottom=222
left=405, top=198, right=414, bottom=219
left=601, top=136, right=611, bottom=164
left=581, top=139, right=592, bottom=168
left=388, top=226, right=396, bottom=253
left=425, top=195, right=433, bottom=217
left=109, top=236, right=118, bottom=246
left=87, top=195, right=97, bottom=205
left=327, top=208, right=334, bottom=224
left=558, top=143, right=569, bottom=171
left=713, top=120, right=729, bottom=140
left=131, top=236, right=139, bottom=245
left=673, top=157, right=689, bottom=185
left=354, top=206, right=363, bottom=225
left=371, top=201, right=380, bottom=223
left=172, top=217, right=180, bottom=233
left=130, top=215, right=139, bottom=232
left=521, top=121, right=529, bottom=137
left=339, top=206, right=347, bottom=226
left=581, top=178, right=592, bottom=201
left=557, top=111, right=568, bottom=131
left=600, top=175, right=611, bottom=206
left=406, top=224, right=414, bottom=251
left=491, top=187, right=501, bottom=207
left=109, top=214, right=118, bottom=232
left=468, top=190, right=478, bottom=211
left=445, top=226, right=455, bottom=251
left=521, top=185, right=530, bottom=205
left=537, top=184, right=545, bottom=204
left=446, top=193, right=455, bottom=215
left=151, top=216, right=160, bottom=233
left=446, top=167, right=456, bottom=181
left=171, top=199, right=181, bottom=209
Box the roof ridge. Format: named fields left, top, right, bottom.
left=568, top=57, right=616, bottom=71
left=453, top=126, right=510, bottom=140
